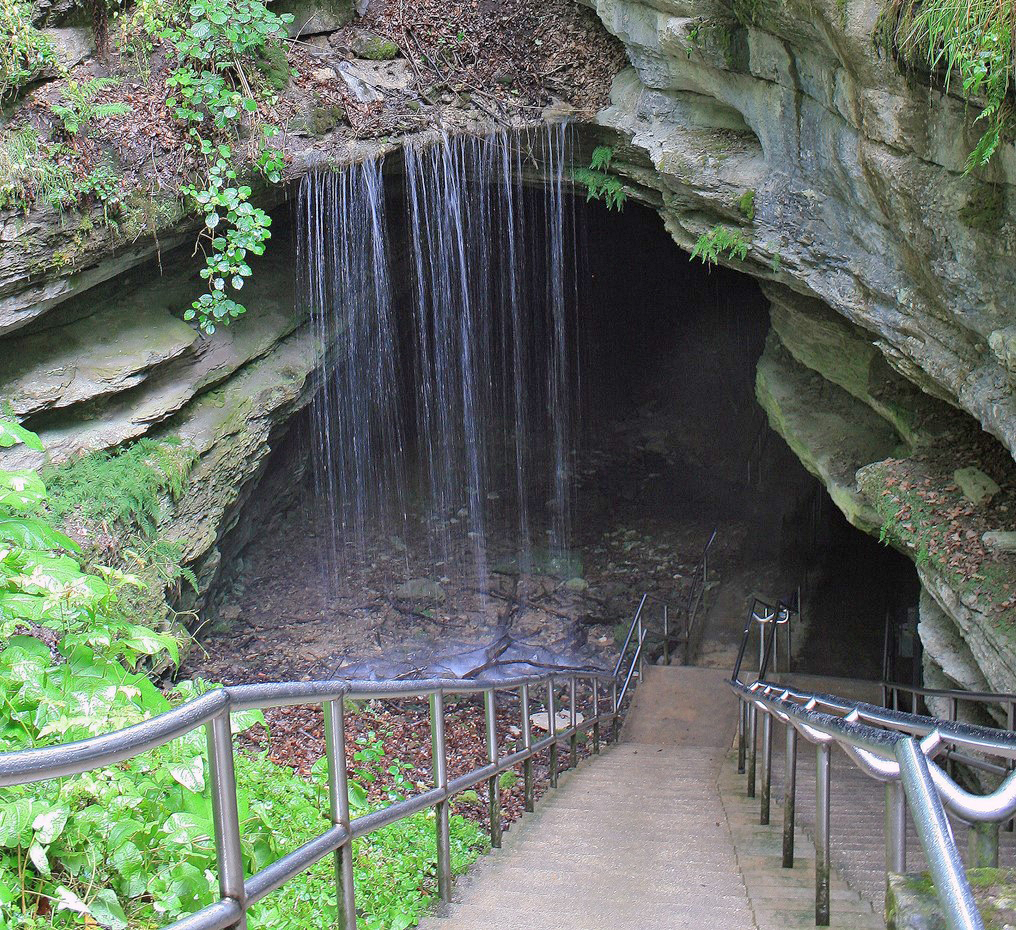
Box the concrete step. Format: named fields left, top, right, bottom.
left=418, top=667, right=885, bottom=930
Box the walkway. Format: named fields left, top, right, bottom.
left=419, top=666, right=885, bottom=930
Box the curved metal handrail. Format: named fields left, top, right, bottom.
left=730, top=675, right=1016, bottom=930
left=0, top=614, right=652, bottom=930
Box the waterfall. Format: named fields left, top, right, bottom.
left=297, top=126, right=579, bottom=590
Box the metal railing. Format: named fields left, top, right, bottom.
left=682, top=528, right=717, bottom=662
left=0, top=601, right=661, bottom=930
left=731, top=594, right=797, bottom=684
left=730, top=663, right=1016, bottom=930
left=612, top=533, right=716, bottom=676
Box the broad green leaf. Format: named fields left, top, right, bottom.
left=27, top=838, right=50, bottom=875
left=89, top=888, right=128, bottom=930
left=0, top=469, right=47, bottom=512
left=0, top=517, right=80, bottom=552
left=0, top=420, right=43, bottom=451
left=31, top=806, right=68, bottom=844
left=169, top=755, right=205, bottom=793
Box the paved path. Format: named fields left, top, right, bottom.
left=419, top=666, right=887, bottom=930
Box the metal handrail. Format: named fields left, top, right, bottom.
left=1, top=664, right=628, bottom=930
left=729, top=675, right=1016, bottom=930
left=732, top=595, right=797, bottom=684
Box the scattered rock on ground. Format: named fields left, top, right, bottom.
left=983, top=531, right=1016, bottom=552
left=350, top=29, right=400, bottom=60
left=954, top=466, right=1000, bottom=505
left=394, top=577, right=446, bottom=603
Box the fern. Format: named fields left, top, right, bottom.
left=50, top=78, right=131, bottom=136
left=574, top=146, right=627, bottom=211
left=691, top=225, right=751, bottom=266
left=589, top=145, right=614, bottom=171
left=45, top=438, right=197, bottom=535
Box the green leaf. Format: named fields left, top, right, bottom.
left=32, top=806, right=68, bottom=844
left=0, top=469, right=47, bottom=512
left=0, top=517, right=80, bottom=552
left=89, top=888, right=128, bottom=930
left=169, top=755, right=205, bottom=792
left=0, top=420, right=43, bottom=451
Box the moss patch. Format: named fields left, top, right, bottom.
left=959, top=182, right=1007, bottom=233
left=889, top=869, right=1016, bottom=930
left=256, top=44, right=292, bottom=92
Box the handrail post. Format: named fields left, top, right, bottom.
left=760, top=711, right=773, bottom=825
left=548, top=678, right=559, bottom=788
left=324, top=699, right=356, bottom=930
left=737, top=698, right=746, bottom=775
left=663, top=603, right=670, bottom=666
left=592, top=678, right=601, bottom=754
left=815, top=743, right=831, bottom=927
left=485, top=690, right=502, bottom=848
left=1008, top=701, right=1015, bottom=833
left=521, top=683, right=535, bottom=812
left=896, top=737, right=984, bottom=930
left=206, top=713, right=247, bottom=929
left=637, top=613, right=645, bottom=682
left=783, top=723, right=797, bottom=868
left=568, top=677, right=578, bottom=769
left=610, top=681, right=619, bottom=744
left=968, top=821, right=1000, bottom=869
left=885, top=780, right=906, bottom=875
left=947, top=697, right=958, bottom=779
left=430, top=691, right=452, bottom=902
left=746, top=702, right=757, bottom=799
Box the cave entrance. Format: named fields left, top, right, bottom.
left=187, top=139, right=919, bottom=685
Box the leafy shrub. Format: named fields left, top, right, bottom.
left=690, top=225, right=750, bottom=265
left=0, top=0, right=56, bottom=105
left=574, top=146, right=628, bottom=212
left=885, top=0, right=1016, bottom=170
left=0, top=419, right=488, bottom=930
left=157, top=0, right=292, bottom=333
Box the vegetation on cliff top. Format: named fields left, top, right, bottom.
left=884, top=0, right=1016, bottom=170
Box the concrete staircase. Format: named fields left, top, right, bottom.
left=418, top=666, right=886, bottom=930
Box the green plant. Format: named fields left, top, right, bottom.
left=76, top=163, right=126, bottom=226
left=156, top=0, right=291, bottom=333
left=690, top=225, right=750, bottom=265
left=45, top=439, right=196, bottom=535
left=574, top=146, right=627, bottom=212
left=737, top=189, right=755, bottom=221
left=43, top=439, right=198, bottom=633
left=0, top=0, right=56, bottom=105
left=0, top=127, right=77, bottom=213
left=50, top=79, right=131, bottom=137
left=0, top=419, right=488, bottom=930
left=884, top=0, right=1016, bottom=170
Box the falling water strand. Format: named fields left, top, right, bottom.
left=297, top=128, right=579, bottom=590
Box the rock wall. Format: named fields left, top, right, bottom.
left=582, top=0, right=1016, bottom=689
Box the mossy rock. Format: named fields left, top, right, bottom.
left=306, top=102, right=347, bottom=136
left=351, top=31, right=400, bottom=61
left=888, top=869, right=1016, bottom=930
left=959, top=183, right=1007, bottom=233
left=256, top=44, right=291, bottom=92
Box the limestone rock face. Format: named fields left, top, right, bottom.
left=586, top=0, right=1016, bottom=463
left=586, top=0, right=1016, bottom=694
